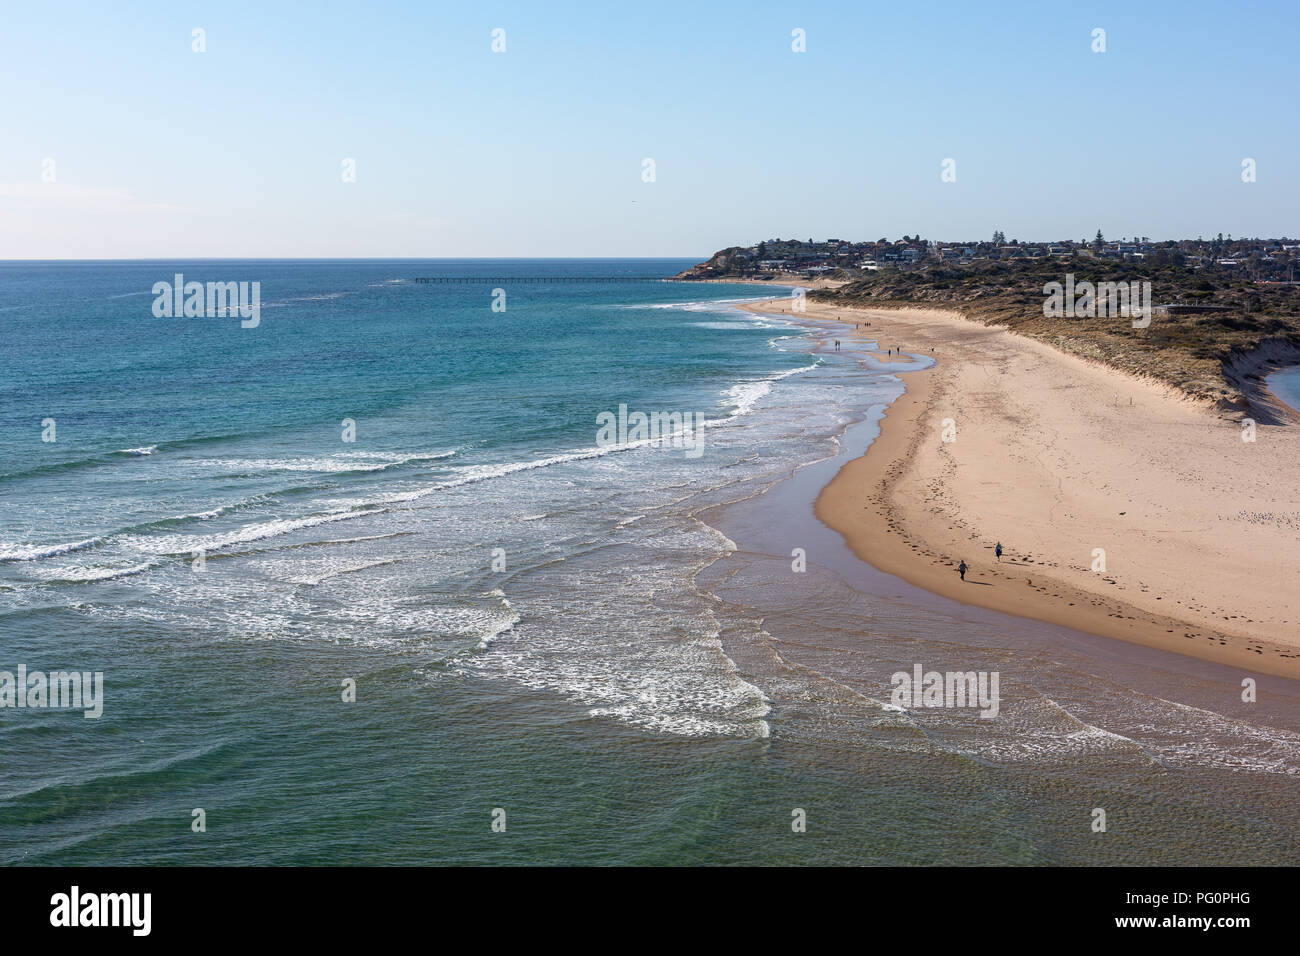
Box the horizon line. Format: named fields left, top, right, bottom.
left=0, top=255, right=714, bottom=263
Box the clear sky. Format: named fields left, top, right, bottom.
left=2, top=0, right=1296, bottom=258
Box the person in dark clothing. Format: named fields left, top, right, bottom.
left=995, top=542, right=1002, bottom=561
left=958, top=560, right=967, bottom=581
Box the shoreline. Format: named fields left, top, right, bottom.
left=1265, top=366, right=1300, bottom=417
left=1222, top=339, right=1300, bottom=425
left=740, top=297, right=1300, bottom=680
left=673, top=274, right=848, bottom=290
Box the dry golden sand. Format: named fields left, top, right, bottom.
left=741, top=298, right=1300, bottom=679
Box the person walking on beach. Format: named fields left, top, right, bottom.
left=995, top=542, right=1002, bottom=562
left=958, top=560, right=967, bottom=582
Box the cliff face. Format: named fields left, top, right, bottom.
left=674, top=248, right=752, bottom=280
left=1220, top=338, right=1300, bottom=423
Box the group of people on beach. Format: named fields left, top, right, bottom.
left=957, top=542, right=1002, bottom=581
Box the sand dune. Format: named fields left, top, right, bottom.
left=743, top=298, right=1300, bottom=679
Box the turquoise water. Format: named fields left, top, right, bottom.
left=1267, top=366, right=1300, bottom=414
left=2, top=260, right=1298, bottom=865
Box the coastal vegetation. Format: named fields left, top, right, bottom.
left=679, top=239, right=1300, bottom=409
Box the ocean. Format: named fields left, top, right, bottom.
left=1267, top=366, right=1300, bottom=414
left=2, top=259, right=1298, bottom=865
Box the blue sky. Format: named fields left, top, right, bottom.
left=1, top=0, right=1296, bottom=257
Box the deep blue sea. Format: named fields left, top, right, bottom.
left=2, top=260, right=1298, bottom=865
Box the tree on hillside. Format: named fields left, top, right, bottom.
left=1094, top=230, right=1104, bottom=250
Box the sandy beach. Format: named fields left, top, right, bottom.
left=742, top=298, right=1300, bottom=679
left=683, top=274, right=849, bottom=290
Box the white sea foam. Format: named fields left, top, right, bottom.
left=188, top=450, right=454, bottom=474
left=264, top=291, right=355, bottom=306
left=0, top=537, right=102, bottom=562
left=722, top=362, right=820, bottom=418
left=289, top=557, right=401, bottom=586
left=185, top=507, right=227, bottom=520
left=370, top=439, right=692, bottom=507
left=456, top=520, right=772, bottom=740
left=120, top=508, right=384, bottom=556
left=476, top=589, right=521, bottom=649
left=26, top=562, right=155, bottom=583
left=724, top=380, right=771, bottom=417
